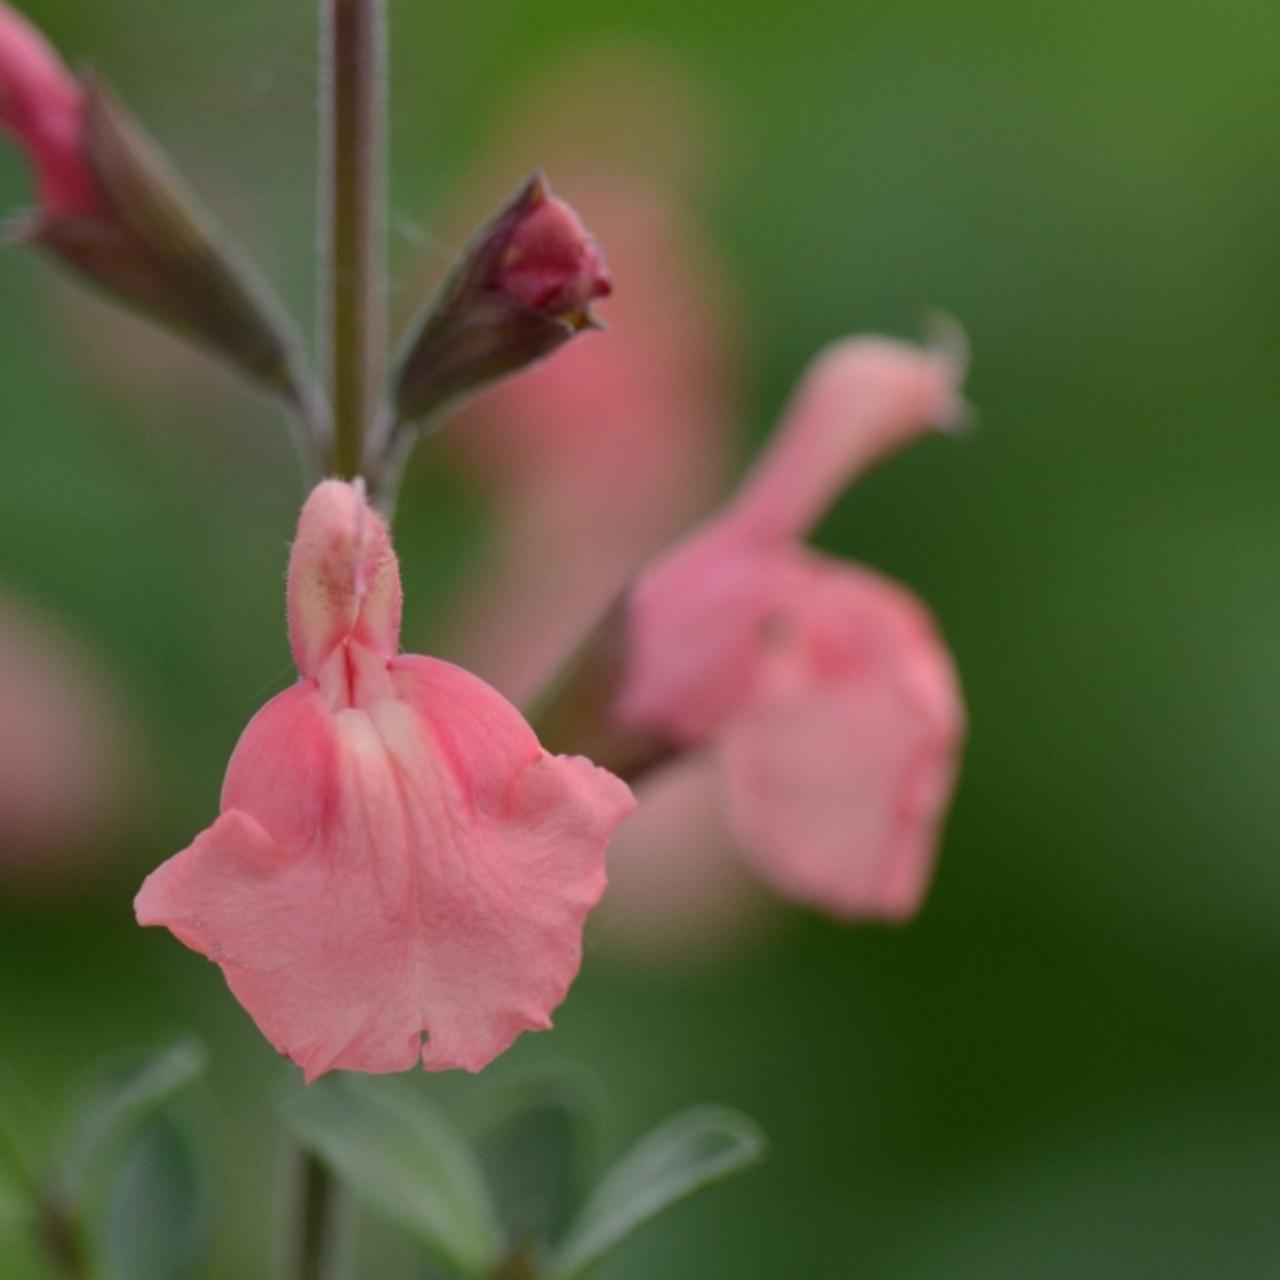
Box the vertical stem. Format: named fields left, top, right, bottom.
left=285, top=1151, right=356, bottom=1280
left=321, top=0, right=386, bottom=479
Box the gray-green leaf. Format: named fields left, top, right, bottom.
left=283, top=1077, right=503, bottom=1278
left=96, top=1114, right=210, bottom=1280
left=549, top=1105, right=766, bottom=1280
left=59, top=1039, right=207, bottom=1199
left=468, top=1064, right=602, bottom=1251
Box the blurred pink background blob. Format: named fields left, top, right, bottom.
left=423, top=47, right=767, bottom=963
left=0, top=591, right=140, bottom=882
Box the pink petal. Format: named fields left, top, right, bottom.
left=0, top=3, right=98, bottom=215
left=719, top=554, right=964, bottom=920
left=613, top=334, right=967, bottom=747
left=136, top=660, right=633, bottom=1080
left=494, top=192, right=612, bottom=316
left=287, top=480, right=402, bottom=681
left=613, top=531, right=790, bottom=745
left=721, top=337, right=966, bottom=546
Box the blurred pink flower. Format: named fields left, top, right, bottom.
left=136, top=480, right=633, bottom=1081
left=593, top=757, right=767, bottom=960
left=0, top=593, right=138, bottom=876
left=613, top=338, right=967, bottom=920
left=0, top=3, right=99, bottom=217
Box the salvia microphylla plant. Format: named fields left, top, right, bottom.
left=0, top=2, right=968, bottom=1277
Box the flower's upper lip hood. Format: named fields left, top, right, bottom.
left=287, top=479, right=403, bottom=682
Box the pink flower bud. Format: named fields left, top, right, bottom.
left=390, top=176, right=613, bottom=428
left=136, top=480, right=634, bottom=1081
left=493, top=192, right=612, bottom=318
left=607, top=335, right=967, bottom=922
left=0, top=2, right=100, bottom=216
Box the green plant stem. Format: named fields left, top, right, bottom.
left=287, top=1151, right=356, bottom=1280
left=322, top=0, right=386, bottom=480
left=296, top=1153, right=329, bottom=1280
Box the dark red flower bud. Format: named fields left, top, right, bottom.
left=386, top=175, right=611, bottom=434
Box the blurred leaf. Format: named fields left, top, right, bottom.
left=0, top=1179, right=32, bottom=1235
left=59, top=1038, right=208, bottom=1198
left=283, top=1076, right=503, bottom=1278
left=0, top=1226, right=45, bottom=1280
left=548, top=1106, right=766, bottom=1280
left=0, top=1061, right=47, bottom=1200
left=468, top=1064, right=602, bottom=1250
left=0, top=1126, right=31, bottom=1208
left=95, top=1113, right=210, bottom=1280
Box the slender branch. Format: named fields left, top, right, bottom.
left=320, top=0, right=386, bottom=479
left=285, top=1151, right=356, bottom=1280
left=525, top=599, right=677, bottom=787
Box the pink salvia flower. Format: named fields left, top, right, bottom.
left=136, top=481, right=634, bottom=1081
left=0, top=3, right=99, bottom=216
left=494, top=193, right=612, bottom=318
left=613, top=337, right=967, bottom=921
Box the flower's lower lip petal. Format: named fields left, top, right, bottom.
left=138, top=654, right=633, bottom=1081
left=219, top=681, right=337, bottom=852
left=379, top=656, right=633, bottom=1072
left=134, top=807, right=425, bottom=1081
left=723, top=691, right=957, bottom=920
left=719, top=557, right=963, bottom=922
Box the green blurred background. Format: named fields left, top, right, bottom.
left=4, top=0, right=1280, bottom=1276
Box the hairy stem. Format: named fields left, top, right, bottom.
left=321, top=0, right=386, bottom=479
